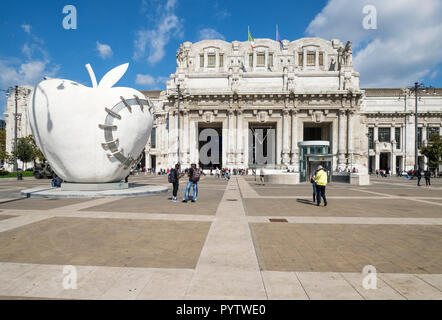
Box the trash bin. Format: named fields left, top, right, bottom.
left=17, top=172, right=23, bottom=180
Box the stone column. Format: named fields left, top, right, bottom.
left=183, top=111, right=189, bottom=165
left=374, top=125, right=379, bottom=171
left=391, top=126, right=396, bottom=174
left=228, top=110, right=235, bottom=165
left=236, top=110, right=243, bottom=166
left=282, top=110, right=290, bottom=165
left=338, top=109, right=346, bottom=167
left=290, top=111, right=298, bottom=169
left=347, top=110, right=354, bottom=155
left=190, top=120, right=197, bottom=165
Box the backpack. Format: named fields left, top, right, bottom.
left=191, top=168, right=200, bottom=182
left=168, top=169, right=176, bottom=183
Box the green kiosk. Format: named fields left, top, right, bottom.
left=298, top=141, right=333, bottom=183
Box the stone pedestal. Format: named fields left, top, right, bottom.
left=61, top=182, right=129, bottom=191
left=349, top=173, right=370, bottom=186
left=265, top=172, right=300, bottom=185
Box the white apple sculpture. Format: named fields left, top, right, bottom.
left=29, top=63, right=153, bottom=183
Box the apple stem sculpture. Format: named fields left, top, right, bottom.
left=29, top=63, right=153, bottom=183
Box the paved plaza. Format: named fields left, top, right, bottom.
left=0, top=175, right=441, bottom=300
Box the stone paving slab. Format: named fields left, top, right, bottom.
left=0, top=215, right=17, bottom=221
left=243, top=198, right=442, bottom=217
left=82, top=188, right=225, bottom=216
left=250, top=223, right=442, bottom=273
left=0, top=198, right=90, bottom=210
left=0, top=217, right=211, bottom=269
left=379, top=273, right=442, bottom=300
left=251, top=185, right=378, bottom=197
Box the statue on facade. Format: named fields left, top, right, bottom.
left=343, top=41, right=352, bottom=66
left=176, top=44, right=188, bottom=68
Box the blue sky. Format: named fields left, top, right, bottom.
left=1, top=0, right=442, bottom=117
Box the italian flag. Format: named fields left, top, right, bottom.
left=248, top=26, right=254, bottom=49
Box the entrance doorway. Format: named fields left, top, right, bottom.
left=248, top=123, right=277, bottom=168
left=198, top=123, right=222, bottom=170
left=150, top=155, right=156, bottom=170
left=380, top=153, right=390, bottom=171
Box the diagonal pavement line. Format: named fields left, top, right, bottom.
left=349, top=188, right=395, bottom=197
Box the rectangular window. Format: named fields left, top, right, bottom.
left=208, top=54, right=216, bottom=67
left=200, top=54, right=204, bottom=68
left=307, top=52, right=315, bottom=66
left=418, top=127, right=423, bottom=148
left=268, top=53, right=273, bottom=67
left=151, top=127, right=156, bottom=148
left=427, top=127, right=440, bottom=141
left=395, top=127, right=401, bottom=149
left=249, top=54, right=253, bottom=68
left=378, top=127, right=391, bottom=142
left=257, top=53, right=265, bottom=66
left=298, top=53, right=303, bottom=66
left=219, top=54, right=224, bottom=68
left=368, top=127, right=374, bottom=149
left=319, top=52, right=324, bottom=66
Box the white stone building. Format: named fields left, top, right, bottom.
left=5, top=37, right=442, bottom=182
left=3, top=86, right=34, bottom=171
left=144, top=37, right=442, bottom=182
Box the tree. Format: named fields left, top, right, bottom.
left=0, top=130, right=8, bottom=165
left=420, top=134, right=442, bottom=175
left=26, top=135, right=46, bottom=163
left=12, top=137, right=35, bottom=170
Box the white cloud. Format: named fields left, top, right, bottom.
left=0, top=25, right=58, bottom=115
left=306, top=0, right=442, bottom=87
left=197, top=28, right=225, bottom=41
left=21, top=24, right=31, bottom=34
left=135, top=73, right=168, bottom=89
left=135, top=74, right=155, bottom=86
left=133, top=0, right=182, bottom=64
left=96, top=41, right=113, bottom=60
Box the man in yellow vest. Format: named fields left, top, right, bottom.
left=314, top=165, right=328, bottom=206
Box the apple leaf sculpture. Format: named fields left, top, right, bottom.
left=29, top=63, right=153, bottom=183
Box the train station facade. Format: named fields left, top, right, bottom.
left=4, top=37, right=442, bottom=181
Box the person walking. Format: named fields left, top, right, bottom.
left=215, top=166, right=220, bottom=179
left=416, top=169, right=422, bottom=186
left=424, top=170, right=431, bottom=187
left=225, top=168, right=230, bottom=181
left=259, top=167, right=265, bottom=186
left=183, top=163, right=200, bottom=203
left=314, top=165, right=328, bottom=207
left=168, top=163, right=185, bottom=202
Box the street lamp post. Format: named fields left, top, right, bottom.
left=408, top=82, right=434, bottom=172
left=414, top=82, right=419, bottom=171
left=176, top=83, right=181, bottom=165
left=13, top=86, right=19, bottom=173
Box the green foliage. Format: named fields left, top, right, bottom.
left=12, top=137, right=35, bottom=170
left=0, top=171, right=34, bottom=178
left=26, top=135, right=46, bottom=162
left=420, top=134, right=442, bottom=168
left=0, top=130, right=7, bottom=162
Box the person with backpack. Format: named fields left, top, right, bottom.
left=424, top=169, right=431, bottom=187
left=168, top=163, right=185, bottom=202
left=183, top=163, right=200, bottom=203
